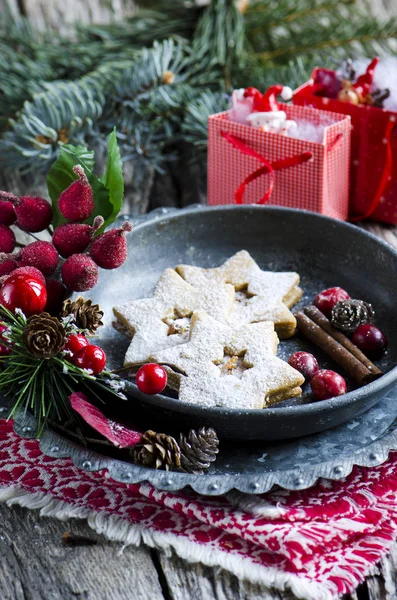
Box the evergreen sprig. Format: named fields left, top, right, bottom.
left=0, top=307, right=125, bottom=437
left=0, top=1, right=397, bottom=174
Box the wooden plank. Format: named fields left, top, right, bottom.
left=0, top=502, right=165, bottom=600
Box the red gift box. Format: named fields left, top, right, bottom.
left=293, top=70, right=397, bottom=224
left=207, top=104, right=351, bottom=220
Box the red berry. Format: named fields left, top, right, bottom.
left=0, top=258, right=17, bottom=277
left=136, top=363, right=167, bottom=395
left=288, top=351, right=319, bottom=383
left=311, top=369, right=347, bottom=401
left=9, top=266, right=46, bottom=285
left=64, top=334, right=89, bottom=357
left=0, top=225, right=15, bottom=253
left=0, top=201, right=16, bottom=226
left=17, top=241, right=58, bottom=277
left=61, top=254, right=98, bottom=292
left=351, top=324, right=388, bottom=359
left=90, top=222, right=132, bottom=270
left=313, top=287, right=350, bottom=316
left=58, top=165, right=94, bottom=222
left=53, top=223, right=94, bottom=258
left=0, top=323, right=10, bottom=356
left=75, top=344, right=106, bottom=374
left=0, top=273, right=47, bottom=316
left=14, top=196, right=53, bottom=232
left=45, top=278, right=67, bottom=314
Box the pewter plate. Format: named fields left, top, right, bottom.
left=90, top=205, right=397, bottom=441
left=5, top=388, right=397, bottom=495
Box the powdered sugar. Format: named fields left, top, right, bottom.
left=151, top=311, right=304, bottom=409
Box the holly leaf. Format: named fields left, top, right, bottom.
left=47, top=145, right=95, bottom=228
left=70, top=392, right=142, bottom=448
left=96, top=129, right=124, bottom=234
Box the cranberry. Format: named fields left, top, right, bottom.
left=0, top=323, right=10, bottom=356
left=351, top=324, right=388, bottom=359
left=313, top=287, right=350, bottom=316
left=311, top=369, right=347, bottom=401
left=0, top=273, right=47, bottom=316
left=136, top=363, right=168, bottom=395
left=75, top=345, right=106, bottom=375
left=288, top=351, right=319, bottom=383
left=64, top=334, right=89, bottom=358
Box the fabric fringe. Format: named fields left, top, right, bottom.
left=0, top=484, right=330, bottom=600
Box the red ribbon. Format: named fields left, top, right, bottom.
left=221, top=131, right=313, bottom=205
left=350, top=119, right=395, bottom=222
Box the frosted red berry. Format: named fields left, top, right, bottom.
left=288, top=351, right=319, bottom=383
left=136, top=363, right=167, bottom=395
left=61, top=254, right=98, bottom=292
left=44, top=278, right=67, bottom=314
left=14, top=196, right=53, bottom=232
left=75, top=344, right=106, bottom=374
left=64, top=334, right=88, bottom=357
left=90, top=222, right=132, bottom=270
left=311, top=369, right=347, bottom=401
left=0, top=273, right=47, bottom=316
left=0, top=225, right=16, bottom=253
left=0, top=258, right=17, bottom=277
left=0, top=201, right=16, bottom=226
left=17, top=241, right=58, bottom=277
left=53, top=223, right=94, bottom=258
left=313, top=287, right=350, bottom=316
left=58, top=165, right=94, bottom=222
left=0, top=323, right=10, bottom=356
left=351, top=324, right=388, bottom=359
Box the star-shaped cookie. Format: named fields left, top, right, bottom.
left=113, top=269, right=235, bottom=366
left=176, top=250, right=302, bottom=338
left=150, top=311, right=304, bottom=409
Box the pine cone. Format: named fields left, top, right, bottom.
left=23, top=313, right=66, bottom=359
left=62, top=296, right=104, bottom=334
left=132, top=430, right=182, bottom=471
left=331, top=299, right=374, bottom=333
left=179, top=427, right=219, bottom=474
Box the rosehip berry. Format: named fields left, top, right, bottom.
left=90, top=222, right=132, bottom=270
left=53, top=223, right=94, bottom=258
left=311, top=369, right=347, bottom=401
left=0, top=225, right=15, bottom=253
left=136, top=363, right=168, bottom=395
left=44, top=278, right=67, bottom=314
left=75, top=344, right=106, bottom=374
left=313, top=287, right=351, bottom=316
left=0, top=199, right=16, bottom=225
left=0, top=323, right=10, bottom=356
left=61, top=254, right=98, bottom=292
left=17, top=241, right=59, bottom=277
left=351, top=324, right=388, bottom=359
left=58, top=165, right=94, bottom=222
left=14, top=196, right=53, bottom=232
left=0, top=273, right=47, bottom=316
left=0, top=257, right=17, bottom=277
left=288, top=351, right=319, bottom=383
left=64, top=334, right=89, bottom=357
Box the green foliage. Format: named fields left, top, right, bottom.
left=47, top=130, right=124, bottom=233
left=1, top=0, right=397, bottom=177
left=0, top=307, right=122, bottom=437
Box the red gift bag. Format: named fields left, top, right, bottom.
left=293, top=72, right=397, bottom=224
left=207, top=104, right=351, bottom=221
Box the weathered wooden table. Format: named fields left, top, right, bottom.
left=0, top=220, right=394, bottom=600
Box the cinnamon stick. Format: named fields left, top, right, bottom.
left=295, top=312, right=380, bottom=385
left=304, top=305, right=383, bottom=377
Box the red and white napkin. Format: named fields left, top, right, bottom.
left=1, top=418, right=397, bottom=600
